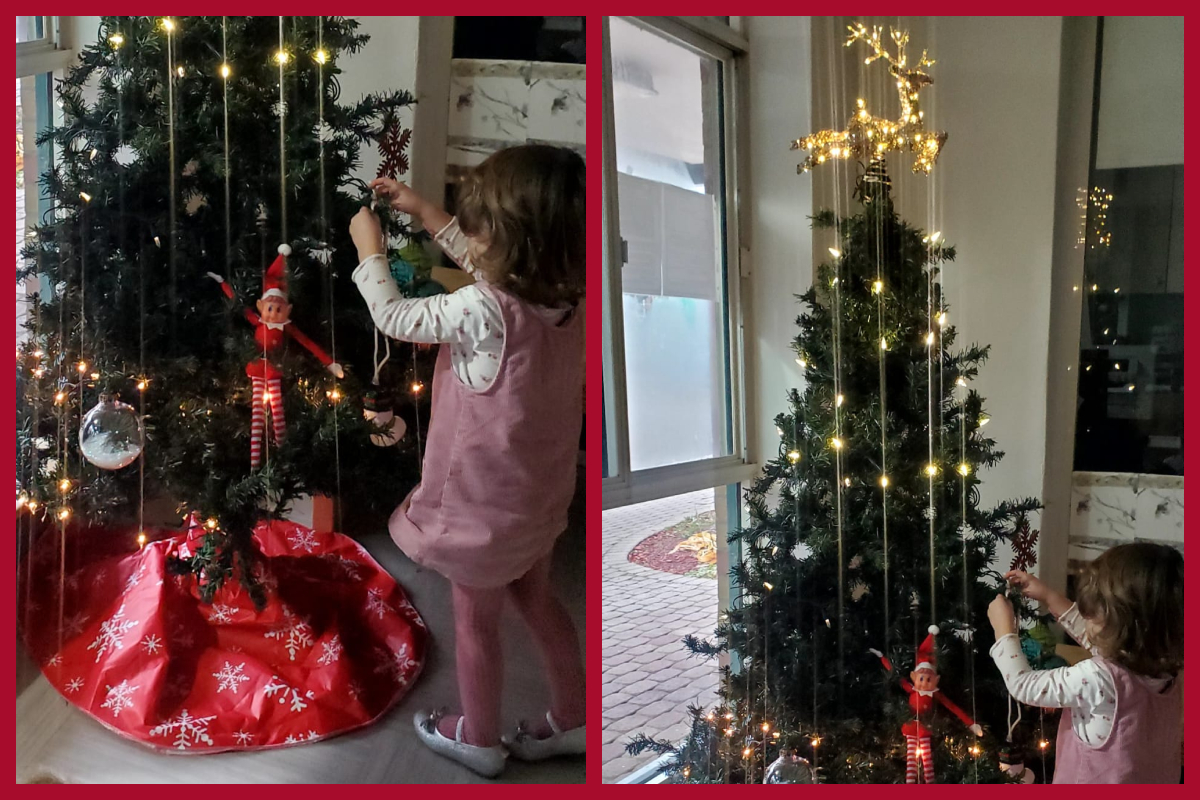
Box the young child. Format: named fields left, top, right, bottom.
left=987, top=542, right=1184, bottom=783
left=348, top=144, right=586, bottom=778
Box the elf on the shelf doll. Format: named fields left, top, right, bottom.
left=870, top=626, right=983, bottom=783
left=208, top=245, right=343, bottom=468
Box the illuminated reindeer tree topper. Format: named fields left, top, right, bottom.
left=793, top=23, right=948, bottom=174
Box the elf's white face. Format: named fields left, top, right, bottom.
left=257, top=295, right=292, bottom=325
left=911, top=668, right=939, bottom=692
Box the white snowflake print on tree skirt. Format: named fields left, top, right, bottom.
left=318, top=635, right=343, bottom=666
left=63, top=611, right=89, bottom=637
left=46, top=654, right=62, bottom=667
left=150, top=709, right=216, bottom=750
left=347, top=680, right=364, bottom=701
left=253, top=563, right=279, bottom=594
left=207, top=604, right=238, bottom=624
left=264, top=675, right=315, bottom=714
left=87, top=603, right=140, bottom=662
left=365, top=588, right=391, bottom=620
left=234, top=730, right=254, bottom=745
left=141, top=633, right=163, bottom=655
left=374, top=643, right=418, bottom=686
left=212, top=661, right=250, bottom=694
left=329, top=555, right=362, bottom=581
left=287, top=528, right=318, bottom=553
left=100, top=680, right=140, bottom=718
left=65, top=677, right=84, bottom=693
left=265, top=607, right=315, bottom=661
left=395, top=596, right=426, bottom=629
left=123, top=564, right=146, bottom=594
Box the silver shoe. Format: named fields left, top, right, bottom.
left=413, top=710, right=507, bottom=778
left=501, top=712, right=586, bottom=761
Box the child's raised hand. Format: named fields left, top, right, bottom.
left=1004, top=570, right=1049, bottom=603
left=369, top=177, right=426, bottom=216
left=988, top=594, right=1018, bottom=638
left=349, top=207, right=385, bottom=261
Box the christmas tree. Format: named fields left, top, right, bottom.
left=16, top=16, right=423, bottom=601
left=626, top=24, right=1040, bottom=784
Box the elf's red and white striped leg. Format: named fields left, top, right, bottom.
left=250, top=378, right=266, bottom=469
left=905, top=735, right=918, bottom=784
left=919, top=734, right=935, bottom=783
left=267, top=378, right=285, bottom=444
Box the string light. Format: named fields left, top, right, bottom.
left=17, top=492, right=28, bottom=508
left=77, top=361, right=88, bottom=373
left=879, top=475, right=890, bottom=488
left=937, top=312, right=948, bottom=327
left=872, top=280, right=883, bottom=294
left=32, top=367, right=45, bottom=378
left=743, top=747, right=753, bottom=759
left=79, top=192, right=92, bottom=203
left=957, top=463, right=971, bottom=476
left=274, top=50, right=290, bottom=65
left=1072, top=285, right=1079, bottom=292
left=763, top=582, right=774, bottom=591
left=176, top=66, right=185, bottom=78
left=327, top=388, right=342, bottom=403
left=828, top=248, right=841, bottom=259
left=90, top=372, right=100, bottom=381
left=205, top=517, right=219, bottom=530
left=109, top=33, right=125, bottom=48
left=761, top=722, right=770, bottom=732
left=58, top=507, right=71, bottom=520
left=978, top=415, right=990, bottom=427
left=836, top=394, right=845, bottom=407
left=970, top=745, right=981, bottom=756
left=1092, top=284, right=1099, bottom=292
left=220, top=64, right=232, bottom=79
left=162, top=18, right=175, bottom=32
left=811, top=737, right=821, bottom=748
left=410, top=381, right=424, bottom=395
left=314, top=49, right=329, bottom=65
left=796, top=357, right=807, bottom=368
left=27, top=499, right=39, bottom=511
left=880, top=337, right=888, bottom=350
left=830, top=437, right=843, bottom=450
left=137, top=379, right=148, bottom=391
left=137, top=531, right=147, bottom=547
left=1039, top=740, right=1050, bottom=750
left=925, top=331, right=935, bottom=346
left=787, top=450, right=801, bottom=464
left=955, top=376, right=967, bottom=387
left=843, top=477, right=851, bottom=487
left=59, top=478, right=71, bottom=492
left=925, top=464, right=939, bottom=477
left=54, top=391, right=67, bottom=404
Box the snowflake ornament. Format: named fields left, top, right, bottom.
left=87, top=603, right=140, bottom=662
left=100, top=680, right=140, bottom=717
left=212, top=661, right=250, bottom=695
left=150, top=709, right=216, bottom=750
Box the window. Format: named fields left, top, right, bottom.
left=601, top=17, right=750, bottom=506
left=15, top=16, right=47, bottom=44
left=1074, top=17, right=1183, bottom=476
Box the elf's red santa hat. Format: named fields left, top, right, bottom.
left=914, top=624, right=940, bottom=672
left=262, top=244, right=291, bottom=300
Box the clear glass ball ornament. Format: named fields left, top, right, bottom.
left=763, top=752, right=816, bottom=784
left=79, top=394, right=143, bottom=470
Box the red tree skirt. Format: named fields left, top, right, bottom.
left=17, top=517, right=427, bottom=753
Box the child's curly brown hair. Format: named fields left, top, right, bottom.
left=454, top=144, right=585, bottom=309
left=1075, top=542, right=1184, bottom=677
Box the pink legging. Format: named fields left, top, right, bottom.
left=452, top=554, right=586, bottom=747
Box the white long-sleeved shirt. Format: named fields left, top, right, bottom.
left=352, top=218, right=506, bottom=390
left=989, top=602, right=1171, bottom=747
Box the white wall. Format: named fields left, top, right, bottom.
left=745, top=16, right=813, bottom=467
left=1095, top=16, right=1184, bottom=170
left=928, top=17, right=1062, bottom=563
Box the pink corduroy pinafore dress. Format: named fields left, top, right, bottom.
left=388, top=284, right=584, bottom=589
left=1053, top=655, right=1183, bottom=784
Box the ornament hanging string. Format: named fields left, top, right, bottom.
left=165, top=18, right=178, bottom=351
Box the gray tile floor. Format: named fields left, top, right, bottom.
left=16, top=493, right=586, bottom=785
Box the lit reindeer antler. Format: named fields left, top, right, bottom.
left=792, top=23, right=947, bottom=175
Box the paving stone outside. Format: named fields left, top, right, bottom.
left=602, top=490, right=720, bottom=783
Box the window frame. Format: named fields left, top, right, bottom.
left=16, top=17, right=74, bottom=77
left=601, top=15, right=758, bottom=511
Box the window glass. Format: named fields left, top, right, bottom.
left=16, top=17, right=45, bottom=44
left=609, top=17, right=732, bottom=471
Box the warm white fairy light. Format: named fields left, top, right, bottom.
left=830, top=437, right=843, bottom=450
left=937, top=312, right=948, bottom=327
left=59, top=478, right=71, bottom=492
left=880, top=337, right=888, bottom=350
left=763, top=582, right=773, bottom=591
left=787, top=450, right=801, bottom=464
left=58, top=507, right=71, bottom=520
left=274, top=50, right=290, bottom=65
left=54, top=391, right=66, bottom=404
left=978, top=415, right=990, bottom=427
left=925, top=464, right=938, bottom=477
left=957, top=463, right=971, bottom=476
left=925, top=331, right=935, bottom=346
left=796, top=357, right=807, bottom=368
left=880, top=475, right=890, bottom=488
left=205, top=517, right=219, bottom=530
left=77, top=361, right=88, bottom=373
left=176, top=66, right=185, bottom=78
left=109, top=33, right=125, bottom=48
left=836, top=394, right=845, bottom=407
left=79, top=192, right=92, bottom=203
left=314, top=49, right=329, bottom=65
left=843, top=477, right=851, bottom=487
left=327, top=388, right=343, bottom=403
left=220, top=63, right=231, bottom=79
left=137, top=378, right=148, bottom=391
left=27, top=499, right=39, bottom=511
left=411, top=381, right=424, bottom=395
left=872, top=280, right=883, bottom=294
left=828, top=248, right=841, bottom=259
